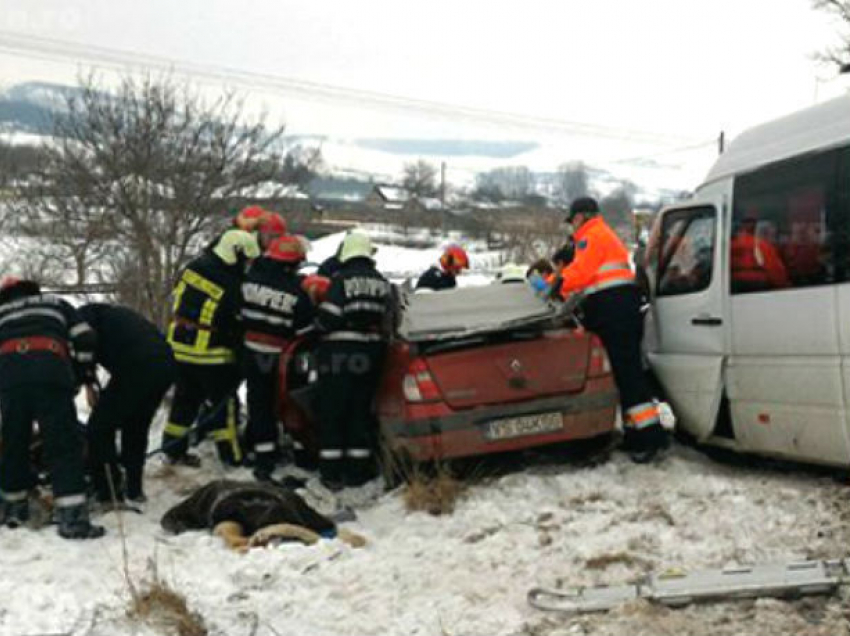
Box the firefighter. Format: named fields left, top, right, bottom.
left=314, top=232, right=391, bottom=489
left=0, top=277, right=105, bottom=539
left=415, top=245, right=469, bottom=291
left=556, top=197, right=669, bottom=463
left=163, top=229, right=261, bottom=467
left=241, top=235, right=315, bottom=481
left=78, top=303, right=177, bottom=503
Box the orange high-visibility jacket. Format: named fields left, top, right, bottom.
left=730, top=230, right=789, bottom=289
left=558, top=216, right=634, bottom=298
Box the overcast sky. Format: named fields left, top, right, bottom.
left=0, top=0, right=846, bottom=165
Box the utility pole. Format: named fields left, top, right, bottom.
left=718, top=130, right=725, bottom=155
left=440, top=161, right=447, bottom=232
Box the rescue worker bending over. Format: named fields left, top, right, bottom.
left=79, top=303, right=177, bottom=503
left=241, top=235, right=315, bottom=482
left=315, top=233, right=391, bottom=490
left=556, top=197, right=669, bottom=463
left=416, top=245, right=469, bottom=291
left=0, top=277, right=105, bottom=539
left=163, top=229, right=260, bottom=467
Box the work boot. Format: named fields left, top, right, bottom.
left=319, top=459, right=346, bottom=492
left=624, top=424, right=670, bottom=464
left=165, top=452, right=202, bottom=468
left=252, top=451, right=277, bottom=483
left=346, top=456, right=378, bottom=488
left=56, top=503, right=106, bottom=540
left=3, top=499, right=29, bottom=529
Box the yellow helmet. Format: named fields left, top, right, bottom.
left=339, top=232, right=376, bottom=263
left=213, top=229, right=261, bottom=265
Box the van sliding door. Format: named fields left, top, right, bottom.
left=728, top=146, right=850, bottom=466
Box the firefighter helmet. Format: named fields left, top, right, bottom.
left=301, top=274, right=331, bottom=304
left=339, top=232, right=376, bottom=263
left=0, top=277, right=40, bottom=304
left=265, top=235, right=305, bottom=263
left=213, top=229, right=262, bottom=265
left=439, top=245, right=469, bottom=274
left=233, top=205, right=269, bottom=232
left=258, top=213, right=288, bottom=248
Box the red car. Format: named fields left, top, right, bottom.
left=278, top=284, right=617, bottom=466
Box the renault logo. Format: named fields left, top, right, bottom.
left=510, top=359, right=523, bottom=373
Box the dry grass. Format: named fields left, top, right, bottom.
left=127, top=565, right=208, bottom=636
left=402, top=463, right=466, bottom=515
left=105, top=467, right=208, bottom=636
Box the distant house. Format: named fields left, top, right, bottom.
left=366, top=184, right=410, bottom=211
left=403, top=196, right=443, bottom=216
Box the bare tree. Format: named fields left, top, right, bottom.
left=555, top=161, right=589, bottom=205
left=10, top=73, right=302, bottom=325
left=600, top=181, right=638, bottom=241
left=813, top=0, right=850, bottom=70
left=474, top=166, right=533, bottom=201
left=401, top=159, right=438, bottom=197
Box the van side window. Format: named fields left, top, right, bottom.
left=656, top=207, right=716, bottom=297
left=731, top=149, right=841, bottom=293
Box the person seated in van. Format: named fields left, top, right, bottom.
left=416, top=245, right=469, bottom=291
left=730, top=217, right=789, bottom=292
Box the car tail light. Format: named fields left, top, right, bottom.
left=403, top=358, right=441, bottom=402
left=589, top=340, right=611, bottom=376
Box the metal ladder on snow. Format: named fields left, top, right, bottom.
left=528, top=558, right=850, bottom=613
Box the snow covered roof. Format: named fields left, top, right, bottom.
left=398, top=283, right=566, bottom=342
left=374, top=185, right=410, bottom=202
left=702, top=92, right=850, bottom=186
left=415, top=197, right=443, bottom=211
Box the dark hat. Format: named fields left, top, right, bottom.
left=566, top=196, right=600, bottom=222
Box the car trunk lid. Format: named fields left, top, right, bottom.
left=423, top=329, right=592, bottom=409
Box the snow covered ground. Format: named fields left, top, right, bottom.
left=2, top=415, right=850, bottom=636
left=1, top=229, right=849, bottom=635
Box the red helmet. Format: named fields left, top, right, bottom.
left=265, top=235, right=305, bottom=263
left=301, top=274, right=331, bottom=304
left=233, top=205, right=269, bottom=232
left=439, top=245, right=470, bottom=274
left=0, top=277, right=40, bottom=304
left=1, top=276, right=21, bottom=291
left=258, top=213, right=288, bottom=248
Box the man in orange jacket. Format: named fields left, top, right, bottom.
left=556, top=197, right=669, bottom=463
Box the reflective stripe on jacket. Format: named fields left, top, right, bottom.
left=559, top=216, right=635, bottom=298
left=167, top=255, right=241, bottom=365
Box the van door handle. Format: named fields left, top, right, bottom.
left=691, top=315, right=722, bottom=326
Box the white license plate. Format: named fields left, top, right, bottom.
left=485, top=412, right=565, bottom=441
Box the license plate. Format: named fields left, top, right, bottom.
left=485, top=412, right=564, bottom=441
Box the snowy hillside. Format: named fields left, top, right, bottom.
left=1, top=81, right=712, bottom=202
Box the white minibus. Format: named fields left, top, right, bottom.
left=643, top=93, right=850, bottom=466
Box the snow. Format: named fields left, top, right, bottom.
left=2, top=425, right=850, bottom=636
left=307, top=226, right=506, bottom=283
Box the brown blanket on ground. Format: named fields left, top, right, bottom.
left=161, top=479, right=336, bottom=537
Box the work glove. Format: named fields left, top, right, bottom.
left=528, top=273, right=550, bottom=297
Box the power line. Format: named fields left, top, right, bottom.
left=0, top=29, right=704, bottom=146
